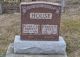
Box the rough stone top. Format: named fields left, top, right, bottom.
left=20, top=1, right=61, bottom=6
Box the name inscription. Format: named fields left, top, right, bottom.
left=30, top=13, right=52, bottom=19
left=23, top=24, right=57, bottom=35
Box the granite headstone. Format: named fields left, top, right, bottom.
left=21, top=2, right=61, bottom=41
left=6, top=1, right=67, bottom=55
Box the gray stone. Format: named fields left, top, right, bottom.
left=0, top=4, right=2, bottom=14
left=21, top=0, right=32, bottom=2
left=14, top=35, right=66, bottom=54
left=46, top=0, right=65, bottom=12
left=36, top=0, right=65, bottom=12
left=6, top=43, right=67, bottom=57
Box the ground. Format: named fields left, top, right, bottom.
left=0, top=0, right=80, bottom=57
left=0, top=13, right=21, bottom=57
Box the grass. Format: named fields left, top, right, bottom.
left=60, top=12, right=80, bottom=57
left=61, top=19, right=80, bottom=52
left=0, top=0, right=80, bottom=57
left=0, top=13, right=80, bottom=57
left=0, top=13, right=21, bottom=57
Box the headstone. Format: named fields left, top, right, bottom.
left=61, top=0, right=65, bottom=12
left=6, top=1, right=67, bottom=56
left=0, top=3, right=2, bottom=14
left=21, top=2, right=61, bottom=41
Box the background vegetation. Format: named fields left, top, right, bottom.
left=0, top=0, right=80, bottom=57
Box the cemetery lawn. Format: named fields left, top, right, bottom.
left=0, top=0, right=80, bottom=56
left=0, top=12, right=80, bottom=57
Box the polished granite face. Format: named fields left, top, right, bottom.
left=21, top=2, right=61, bottom=41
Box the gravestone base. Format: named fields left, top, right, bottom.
left=13, top=35, right=67, bottom=54
left=6, top=43, right=67, bottom=57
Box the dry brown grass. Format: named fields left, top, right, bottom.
left=0, top=13, right=21, bottom=56
left=0, top=0, right=80, bottom=57
left=0, top=13, right=80, bottom=57
left=60, top=11, right=80, bottom=57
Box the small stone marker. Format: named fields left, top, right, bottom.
left=0, top=3, right=2, bottom=14
left=21, top=2, right=61, bottom=41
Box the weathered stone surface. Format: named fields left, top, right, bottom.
left=14, top=35, right=66, bottom=54
left=6, top=43, right=67, bottom=57
left=21, top=0, right=32, bottom=2
left=46, top=0, right=65, bottom=12
left=39, top=0, right=65, bottom=12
